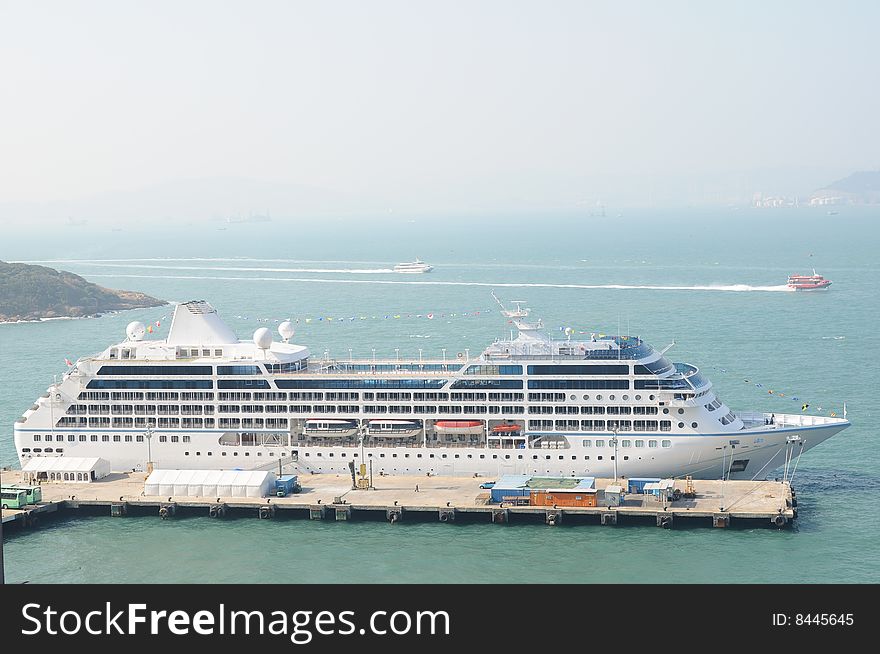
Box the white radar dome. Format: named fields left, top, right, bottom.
left=278, top=321, right=295, bottom=342
left=126, top=321, right=146, bottom=341
left=253, top=327, right=273, bottom=349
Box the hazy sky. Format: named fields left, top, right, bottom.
left=1, top=1, right=878, bottom=215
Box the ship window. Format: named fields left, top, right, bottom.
left=609, top=395, right=615, bottom=400
left=583, top=440, right=591, bottom=447
left=649, top=440, right=658, bottom=448
left=91, top=435, right=98, bottom=442
left=678, top=422, right=684, bottom=428
left=596, top=395, right=602, bottom=400
left=125, top=435, right=132, bottom=442
left=32, top=448, right=41, bottom=453
left=635, top=440, right=644, bottom=448
left=545, top=455, right=551, bottom=460
left=663, top=408, right=669, bottom=414
left=597, top=456, right=603, bottom=460
left=21, top=448, right=30, bottom=452
left=185, top=451, right=189, bottom=455
left=136, top=435, right=144, bottom=442
left=582, top=395, right=590, bottom=400
left=479, top=455, right=485, bottom=459
left=45, top=448, right=54, bottom=453
left=33, top=435, right=41, bottom=442
left=691, top=422, right=698, bottom=428
left=621, top=440, right=631, bottom=447
left=102, top=435, right=110, bottom=442
left=661, top=440, right=671, bottom=447
left=596, top=440, right=605, bottom=447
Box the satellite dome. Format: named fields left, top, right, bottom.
left=253, top=327, right=273, bottom=349
left=126, top=321, right=146, bottom=341
left=278, top=321, right=295, bottom=342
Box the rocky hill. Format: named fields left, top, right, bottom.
left=0, top=260, right=165, bottom=322
left=811, top=170, right=880, bottom=204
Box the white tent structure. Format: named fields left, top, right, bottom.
left=21, top=457, right=111, bottom=484
left=144, top=469, right=276, bottom=498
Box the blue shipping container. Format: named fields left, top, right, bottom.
left=490, top=487, right=529, bottom=503
left=627, top=477, right=661, bottom=494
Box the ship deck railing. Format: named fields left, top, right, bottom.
left=738, top=411, right=845, bottom=429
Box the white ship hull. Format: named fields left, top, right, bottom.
left=14, top=416, right=847, bottom=480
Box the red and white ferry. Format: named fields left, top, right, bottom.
left=787, top=270, right=832, bottom=291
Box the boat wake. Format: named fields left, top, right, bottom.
left=68, top=263, right=396, bottom=274
left=85, top=273, right=795, bottom=293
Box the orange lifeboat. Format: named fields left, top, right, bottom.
left=491, top=423, right=521, bottom=433
left=434, top=420, right=484, bottom=434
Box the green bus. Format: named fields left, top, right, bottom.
left=1, top=488, right=28, bottom=510
left=2, top=484, right=42, bottom=504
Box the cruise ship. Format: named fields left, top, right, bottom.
left=13, top=299, right=850, bottom=480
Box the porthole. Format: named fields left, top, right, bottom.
left=596, top=395, right=603, bottom=401
left=678, top=408, right=684, bottom=415
left=623, top=395, right=629, bottom=400
left=691, top=422, right=698, bottom=428
left=649, top=395, right=655, bottom=401
left=570, top=395, right=576, bottom=401
left=678, top=422, right=684, bottom=428
left=635, top=395, right=642, bottom=401
left=609, top=395, right=615, bottom=400
left=582, top=394, right=590, bottom=400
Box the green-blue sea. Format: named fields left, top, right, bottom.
left=2, top=207, right=878, bottom=583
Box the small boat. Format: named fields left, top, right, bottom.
left=787, top=269, right=832, bottom=291
left=393, top=259, right=434, bottom=273
left=434, top=420, right=484, bottom=435
left=303, top=419, right=358, bottom=438
left=367, top=419, right=422, bottom=437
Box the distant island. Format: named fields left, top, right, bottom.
left=810, top=170, right=880, bottom=205
left=0, top=260, right=165, bottom=322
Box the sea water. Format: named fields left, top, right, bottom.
left=2, top=207, right=878, bottom=583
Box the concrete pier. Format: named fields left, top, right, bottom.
left=1, top=470, right=797, bottom=531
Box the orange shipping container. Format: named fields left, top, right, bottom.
left=530, top=490, right=597, bottom=507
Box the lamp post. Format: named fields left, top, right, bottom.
left=145, top=426, right=154, bottom=474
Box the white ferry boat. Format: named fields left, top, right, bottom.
left=13, top=299, right=849, bottom=480
left=393, top=259, right=433, bottom=273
